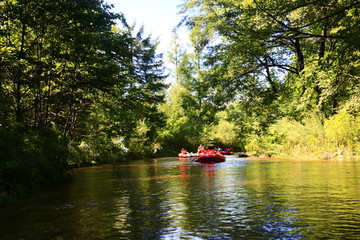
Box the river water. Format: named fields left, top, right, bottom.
left=0, top=156, right=359, bottom=239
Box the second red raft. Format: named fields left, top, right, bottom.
left=194, top=153, right=226, bottom=163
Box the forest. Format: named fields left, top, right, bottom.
left=1, top=0, right=359, bottom=203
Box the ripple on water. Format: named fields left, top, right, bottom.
left=1, top=158, right=360, bottom=240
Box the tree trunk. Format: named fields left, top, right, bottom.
left=294, top=37, right=304, bottom=72
left=264, top=58, right=277, bottom=95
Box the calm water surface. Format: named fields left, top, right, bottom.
left=0, top=156, right=359, bottom=239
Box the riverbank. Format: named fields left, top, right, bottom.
left=245, top=149, right=360, bottom=161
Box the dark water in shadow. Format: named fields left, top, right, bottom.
left=0, top=157, right=359, bottom=239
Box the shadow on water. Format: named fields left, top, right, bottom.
left=0, top=157, right=360, bottom=239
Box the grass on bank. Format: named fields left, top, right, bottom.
left=246, top=112, right=360, bottom=160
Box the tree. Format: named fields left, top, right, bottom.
left=157, top=85, right=202, bottom=152
left=167, top=30, right=187, bottom=83
left=72, top=23, right=167, bottom=161
left=0, top=0, right=122, bottom=132
left=180, top=0, right=360, bottom=119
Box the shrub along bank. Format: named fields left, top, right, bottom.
left=245, top=112, right=360, bottom=160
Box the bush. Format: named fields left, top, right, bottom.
left=0, top=127, right=72, bottom=204
left=324, top=112, right=360, bottom=155
left=247, top=112, right=360, bottom=159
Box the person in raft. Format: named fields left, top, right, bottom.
left=181, top=148, right=189, bottom=154
left=205, top=146, right=217, bottom=154
left=225, top=147, right=233, bottom=152
left=197, top=144, right=205, bottom=154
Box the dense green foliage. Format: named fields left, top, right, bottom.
left=159, top=0, right=359, bottom=156
left=0, top=0, right=166, bottom=203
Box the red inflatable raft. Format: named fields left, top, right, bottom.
left=178, top=153, right=198, bottom=158
left=219, top=151, right=233, bottom=155
left=194, top=153, right=226, bottom=163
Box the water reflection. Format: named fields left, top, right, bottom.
left=0, top=158, right=359, bottom=239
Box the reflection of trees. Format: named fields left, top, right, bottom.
left=112, top=160, right=176, bottom=239
left=173, top=161, right=250, bottom=238
left=113, top=193, right=131, bottom=234
left=2, top=159, right=358, bottom=239
left=240, top=160, right=360, bottom=239
left=67, top=159, right=360, bottom=239
left=239, top=161, right=310, bottom=238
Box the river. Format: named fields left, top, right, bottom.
left=0, top=156, right=359, bottom=239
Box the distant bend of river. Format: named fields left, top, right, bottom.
left=0, top=156, right=359, bottom=239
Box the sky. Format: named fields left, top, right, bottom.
left=105, top=0, right=189, bottom=55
